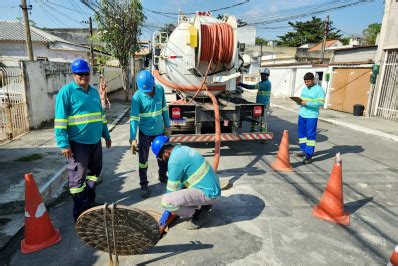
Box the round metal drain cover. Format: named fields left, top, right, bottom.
left=76, top=205, right=160, bottom=255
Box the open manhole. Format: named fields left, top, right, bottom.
left=75, top=205, right=160, bottom=255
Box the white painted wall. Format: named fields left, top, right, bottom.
left=102, top=66, right=123, bottom=93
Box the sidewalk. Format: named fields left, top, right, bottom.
left=269, top=96, right=398, bottom=143
left=0, top=98, right=130, bottom=250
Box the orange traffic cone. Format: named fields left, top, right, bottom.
left=390, top=245, right=398, bottom=266
left=21, top=173, right=62, bottom=254
left=271, top=130, right=293, bottom=172
left=312, top=153, right=350, bottom=226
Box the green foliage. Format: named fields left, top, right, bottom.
left=160, top=23, right=176, bottom=36
left=277, top=16, right=342, bottom=47
left=95, top=0, right=145, bottom=69
left=340, top=37, right=351, bottom=45
left=255, top=37, right=268, bottom=46
left=362, top=23, right=381, bottom=45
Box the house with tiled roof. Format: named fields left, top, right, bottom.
left=0, top=20, right=107, bottom=62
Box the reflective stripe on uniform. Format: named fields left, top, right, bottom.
left=102, top=115, right=107, bottom=124
left=306, top=140, right=316, bottom=146
left=139, top=110, right=162, bottom=118
left=162, top=106, right=168, bottom=112
left=183, top=160, right=211, bottom=188
left=86, top=175, right=98, bottom=182
left=167, top=180, right=180, bottom=192
left=317, top=98, right=325, bottom=104
left=70, top=183, right=86, bottom=194
left=139, top=162, right=148, bottom=169
left=54, top=118, right=67, bottom=129
left=299, top=137, right=307, bottom=144
left=161, top=201, right=180, bottom=212
left=67, top=112, right=103, bottom=126
left=255, top=84, right=259, bottom=90
left=130, top=116, right=140, bottom=121
left=258, top=91, right=271, bottom=96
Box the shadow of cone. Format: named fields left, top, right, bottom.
left=21, top=173, right=62, bottom=254
left=390, top=245, right=398, bottom=266
left=312, top=153, right=350, bottom=226
left=271, top=129, right=293, bottom=172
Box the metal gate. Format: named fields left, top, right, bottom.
left=376, top=49, right=398, bottom=120
left=0, top=66, right=29, bottom=142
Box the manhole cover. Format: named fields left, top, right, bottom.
left=76, top=205, right=160, bottom=255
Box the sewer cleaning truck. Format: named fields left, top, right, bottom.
left=151, top=11, right=273, bottom=143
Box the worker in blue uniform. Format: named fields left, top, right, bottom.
left=152, top=135, right=221, bottom=230
left=239, top=68, right=272, bottom=131
left=55, top=58, right=112, bottom=221
left=295, top=72, right=326, bottom=164
left=129, top=70, right=171, bottom=198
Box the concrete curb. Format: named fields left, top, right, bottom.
left=108, top=106, right=130, bottom=132
left=271, top=104, right=398, bottom=143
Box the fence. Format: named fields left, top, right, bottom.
left=375, top=49, right=398, bottom=120
left=0, top=65, right=29, bottom=142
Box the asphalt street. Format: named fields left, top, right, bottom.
left=8, top=105, right=398, bottom=265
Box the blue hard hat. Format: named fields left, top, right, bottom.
left=71, top=58, right=90, bottom=73
left=151, top=135, right=170, bottom=158
left=136, top=70, right=155, bottom=92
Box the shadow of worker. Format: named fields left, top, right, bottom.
left=202, top=194, right=265, bottom=229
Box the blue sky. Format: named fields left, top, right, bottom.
left=0, top=0, right=384, bottom=41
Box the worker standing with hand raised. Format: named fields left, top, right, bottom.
left=129, top=70, right=171, bottom=198
left=54, top=58, right=112, bottom=221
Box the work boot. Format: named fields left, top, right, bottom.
left=140, top=187, right=150, bottom=198
left=159, top=175, right=168, bottom=184
left=185, top=208, right=210, bottom=230
left=303, top=158, right=314, bottom=165
left=295, top=151, right=306, bottom=158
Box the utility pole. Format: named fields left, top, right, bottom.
left=20, top=0, right=34, bottom=60
left=89, top=17, right=95, bottom=73
left=320, top=15, right=329, bottom=64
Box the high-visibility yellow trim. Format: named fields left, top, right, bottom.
left=55, top=118, right=67, bottom=122
left=86, top=175, right=98, bottom=182
left=306, top=140, right=316, bottom=146
left=139, top=110, right=162, bottom=118
left=161, top=201, right=180, bottom=212
left=183, top=161, right=210, bottom=188
left=167, top=180, right=180, bottom=192
left=299, top=138, right=307, bottom=144
left=139, top=162, right=148, bottom=169
left=68, top=118, right=103, bottom=126
left=130, top=116, right=140, bottom=121
left=68, top=112, right=102, bottom=119
left=69, top=183, right=86, bottom=194
left=162, top=106, right=168, bottom=111
left=55, top=125, right=67, bottom=129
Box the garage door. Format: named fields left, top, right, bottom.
left=329, top=68, right=371, bottom=113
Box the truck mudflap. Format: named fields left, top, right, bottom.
left=169, top=132, right=273, bottom=143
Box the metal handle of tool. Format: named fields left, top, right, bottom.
left=103, top=203, right=119, bottom=266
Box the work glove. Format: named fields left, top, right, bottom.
left=159, top=210, right=172, bottom=226
left=130, top=139, right=138, bottom=155
left=164, top=127, right=171, bottom=137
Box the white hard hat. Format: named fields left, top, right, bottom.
left=261, top=68, right=270, bottom=75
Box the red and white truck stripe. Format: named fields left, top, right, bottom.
left=169, top=133, right=273, bottom=143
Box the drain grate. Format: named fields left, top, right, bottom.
left=75, top=205, right=160, bottom=255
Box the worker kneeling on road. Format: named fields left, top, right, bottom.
left=130, top=70, right=171, bottom=198
left=152, top=135, right=221, bottom=230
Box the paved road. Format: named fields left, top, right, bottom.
left=8, top=105, right=398, bottom=265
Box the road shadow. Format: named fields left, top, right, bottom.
left=345, top=197, right=374, bottom=214
left=137, top=241, right=213, bottom=265
left=201, top=194, right=265, bottom=229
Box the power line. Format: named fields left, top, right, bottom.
left=40, top=1, right=85, bottom=24
left=143, top=0, right=250, bottom=15
left=38, top=3, right=70, bottom=27
left=43, top=0, right=91, bottom=16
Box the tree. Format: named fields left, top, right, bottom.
left=95, top=0, right=145, bottom=101
left=362, top=23, right=381, bottom=45
left=255, top=37, right=268, bottom=46
left=160, top=23, right=176, bottom=36
left=277, top=16, right=342, bottom=47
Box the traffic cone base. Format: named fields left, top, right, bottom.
left=390, top=245, right=398, bottom=266
left=312, top=205, right=350, bottom=226
left=271, top=130, right=293, bottom=172
left=21, top=228, right=61, bottom=254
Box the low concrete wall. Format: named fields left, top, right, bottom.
left=22, top=61, right=123, bottom=128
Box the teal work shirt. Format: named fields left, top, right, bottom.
left=166, top=145, right=221, bottom=199
left=130, top=84, right=170, bottom=140
left=54, top=81, right=110, bottom=149
left=240, top=80, right=272, bottom=105
left=299, top=84, right=326, bottom=118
